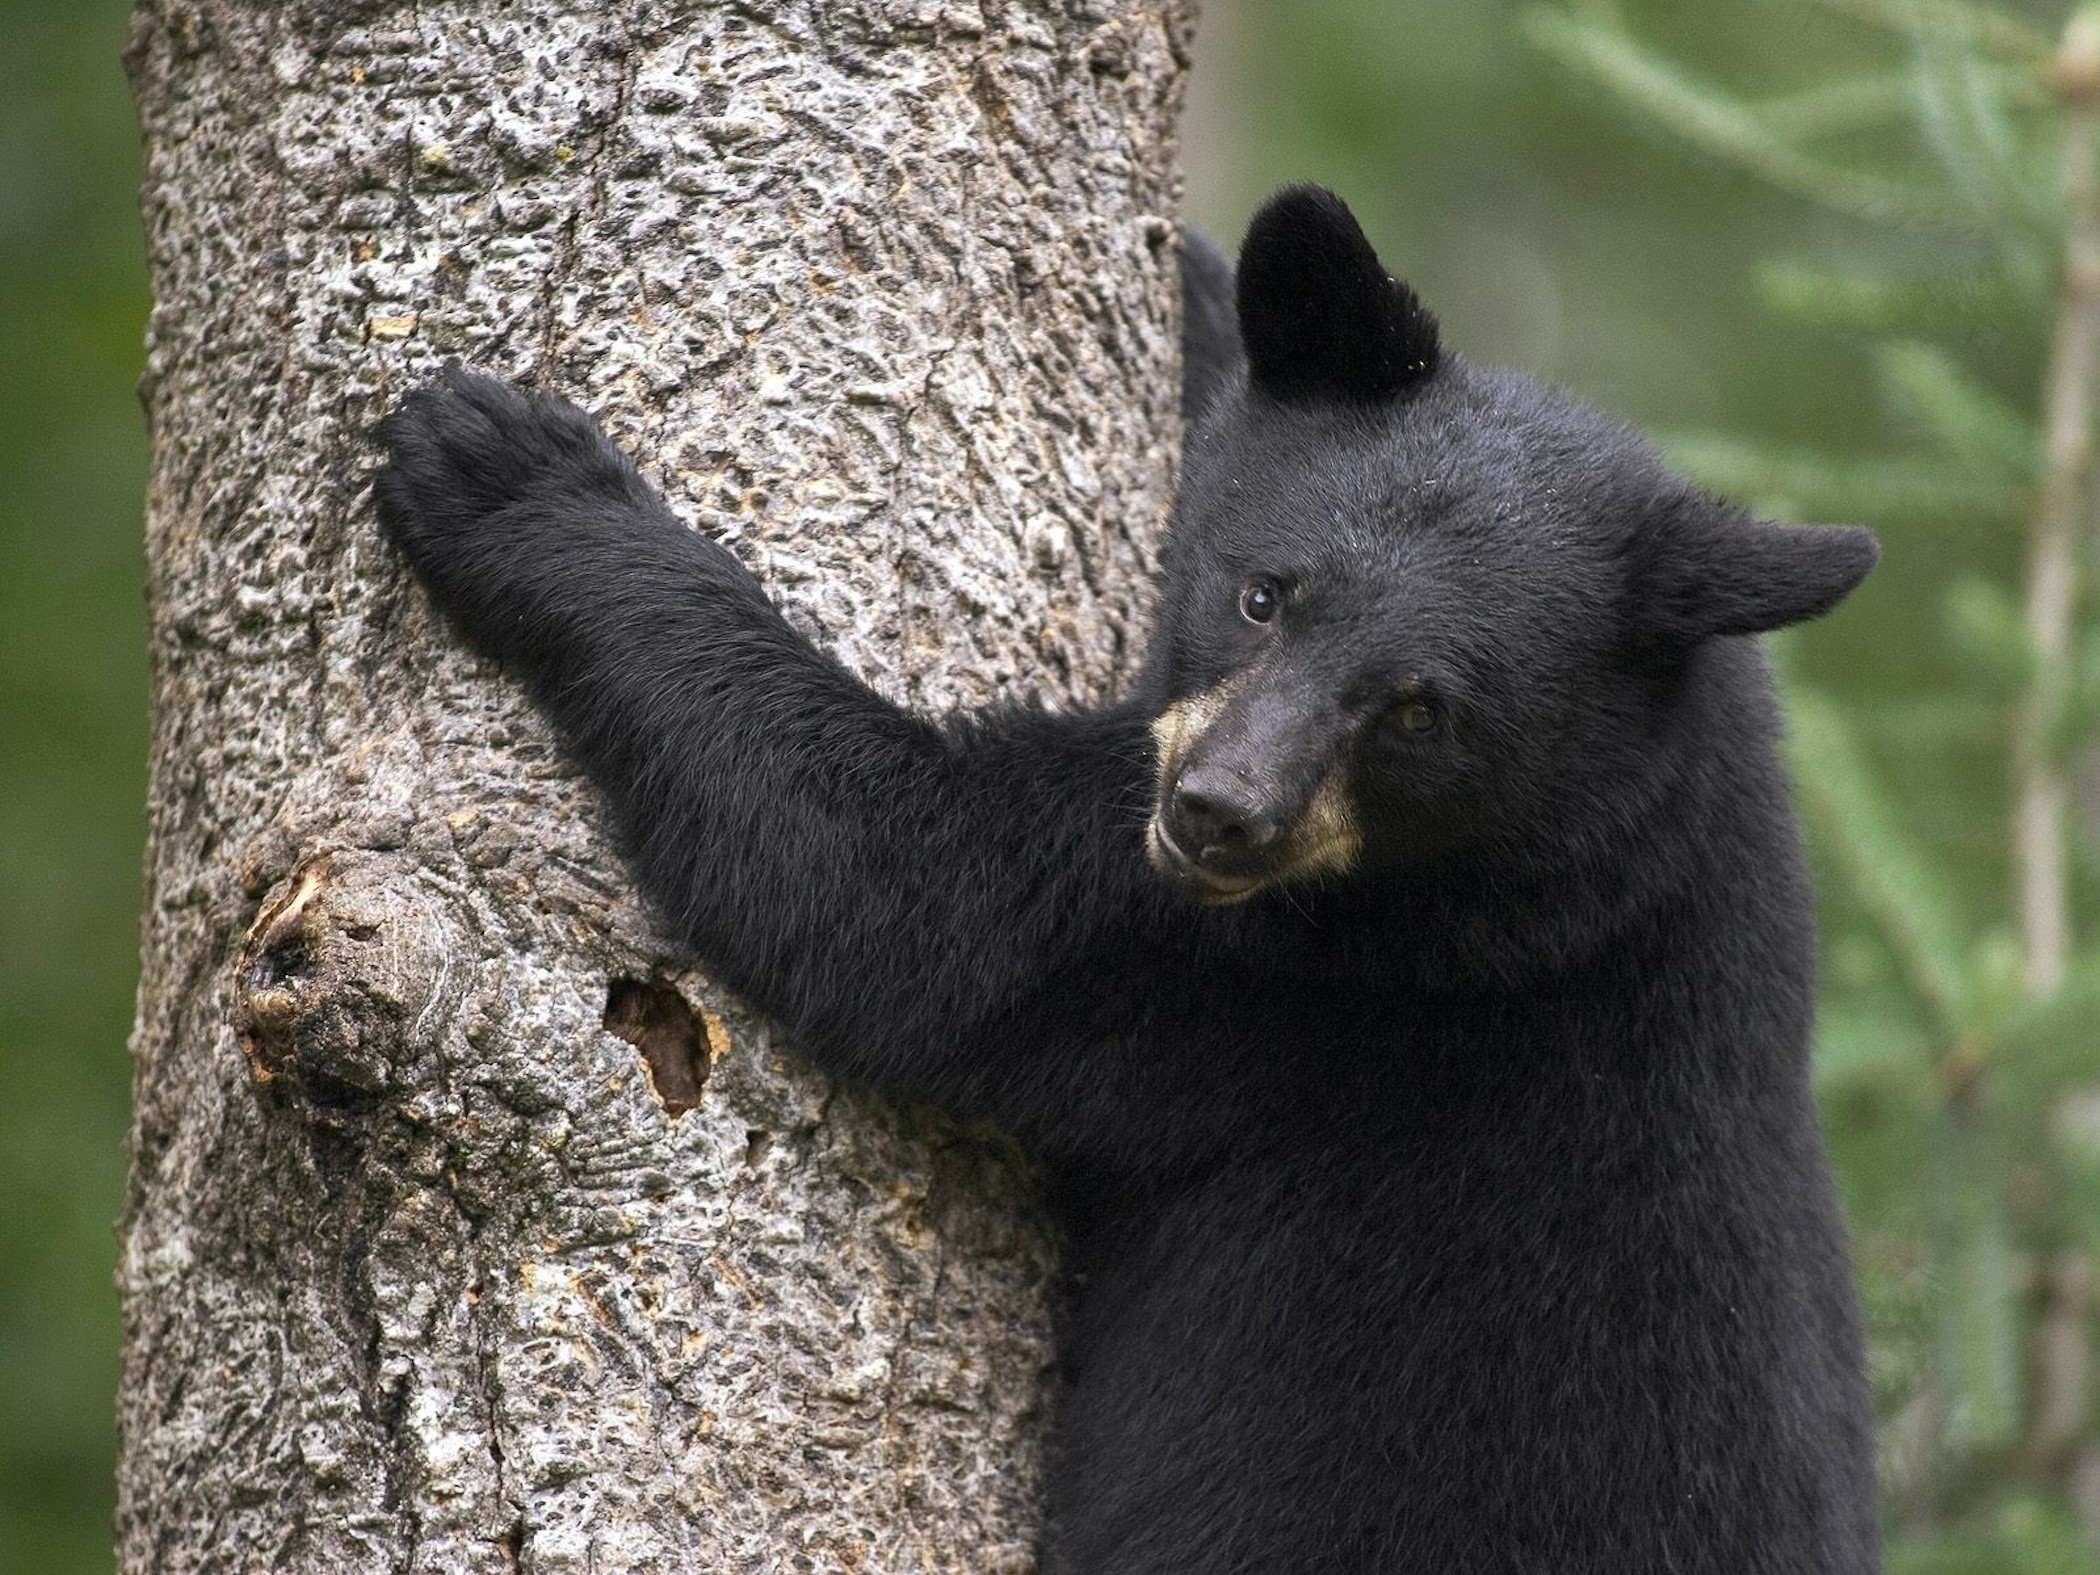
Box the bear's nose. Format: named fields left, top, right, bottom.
left=1170, top=770, right=1281, bottom=867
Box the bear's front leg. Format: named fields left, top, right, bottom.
left=373, top=366, right=756, bottom=670
left=371, top=372, right=1182, bottom=1164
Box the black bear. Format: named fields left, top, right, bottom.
left=374, top=185, right=1882, bottom=1573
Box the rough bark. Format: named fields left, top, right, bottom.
left=119, top=3, right=1191, bottom=1570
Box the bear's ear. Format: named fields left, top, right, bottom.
left=1633, top=502, right=1879, bottom=646
left=1235, top=184, right=1440, bottom=405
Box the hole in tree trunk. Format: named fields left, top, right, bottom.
left=604, top=977, right=708, bottom=1118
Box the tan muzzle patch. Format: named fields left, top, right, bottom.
left=1147, top=679, right=1364, bottom=898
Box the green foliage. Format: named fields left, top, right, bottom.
left=1523, top=6, right=1976, bottom=224
left=3, top=3, right=151, bottom=1573
left=1756, top=258, right=2041, bottom=335
left=1662, top=428, right=2024, bottom=521
left=1876, top=340, right=2038, bottom=482
left=1789, top=682, right=1977, bottom=1034
left=1533, top=0, right=2100, bottom=1560
left=1945, top=576, right=2038, bottom=694
left=1821, top=0, right=2054, bottom=61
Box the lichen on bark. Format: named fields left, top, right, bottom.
left=120, top=2, right=1191, bottom=1569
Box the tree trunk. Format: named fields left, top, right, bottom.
left=118, top=3, right=1191, bottom=1570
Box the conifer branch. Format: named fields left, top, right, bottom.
left=1522, top=8, right=1974, bottom=226
left=1759, top=68, right=2043, bottom=143
left=1803, top=0, right=2053, bottom=63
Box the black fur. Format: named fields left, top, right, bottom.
left=372, top=185, right=1881, bottom=1573
left=1178, top=225, right=1243, bottom=422
left=1236, top=183, right=1439, bottom=405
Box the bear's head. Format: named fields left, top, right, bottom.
left=1145, top=185, right=1878, bottom=906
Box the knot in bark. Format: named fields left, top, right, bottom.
left=234, top=852, right=454, bottom=1120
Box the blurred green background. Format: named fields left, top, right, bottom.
left=2, top=0, right=149, bottom=1570
left=7, top=0, right=2097, bottom=1569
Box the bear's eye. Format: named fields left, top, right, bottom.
left=1393, top=699, right=1439, bottom=735
left=1239, top=579, right=1281, bottom=625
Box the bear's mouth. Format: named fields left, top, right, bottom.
left=1144, top=815, right=1268, bottom=905
left=1145, top=813, right=1369, bottom=906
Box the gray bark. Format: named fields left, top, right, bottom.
left=119, top=3, right=1191, bottom=1570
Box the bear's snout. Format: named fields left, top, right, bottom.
left=1168, top=766, right=1283, bottom=865
left=1146, top=714, right=1365, bottom=903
